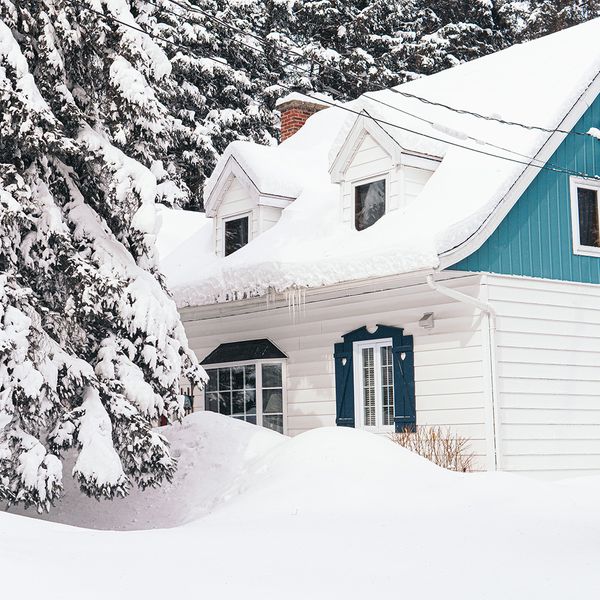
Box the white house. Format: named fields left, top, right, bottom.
left=159, top=18, right=600, bottom=478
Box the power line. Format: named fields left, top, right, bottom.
left=59, top=0, right=598, bottom=181
left=146, top=0, right=597, bottom=171
left=159, top=0, right=595, bottom=139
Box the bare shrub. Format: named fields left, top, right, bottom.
left=390, top=426, right=475, bottom=472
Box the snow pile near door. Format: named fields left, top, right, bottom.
left=2, top=412, right=600, bottom=599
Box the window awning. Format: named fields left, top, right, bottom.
left=201, top=339, right=287, bottom=365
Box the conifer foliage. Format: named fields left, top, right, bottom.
left=0, top=0, right=205, bottom=511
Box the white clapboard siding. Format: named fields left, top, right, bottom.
left=486, top=274, right=600, bottom=477
left=182, top=273, right=490, bottom=468
left=403, top=166, right=434, bottom=207
left=258, top=205, right=282, bottom=234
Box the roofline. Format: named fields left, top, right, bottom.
left=205, top=154, right=297, bottom=217
left=438, top=68, right=600, bottom=269
left=204, top=155, right=259, bottom=217
left=177, top=267, right=449, bottom=317
left=329, top=110, right=404, bottom=182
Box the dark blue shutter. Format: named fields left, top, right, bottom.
left=392, top=335, right=415, bottom=432
left=334, top=325, right=415, bottom=431
left=334, top=342, right=355, bottom=427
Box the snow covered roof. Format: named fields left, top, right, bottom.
left=161, top=19, right=600, bottom=307
left=203, top=141, right=306, bottom=216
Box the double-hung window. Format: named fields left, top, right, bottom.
left=353, top=338, right=395, bottom=431
left=570, top=177, right=600, bottom=256
left=224, top=214, right=250, bottom=256
left=354, top=177, right=386, bottom=231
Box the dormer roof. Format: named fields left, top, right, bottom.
left=203, top=141, right=302, bottom=217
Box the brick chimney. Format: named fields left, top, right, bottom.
left=276, top=93, right=330, bottom=142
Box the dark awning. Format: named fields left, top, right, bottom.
left=201, top=339, right=287, bottom=365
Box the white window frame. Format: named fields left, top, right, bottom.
left=222, top=210, right=252, bottom=257
left=351, top=172, right=390, bottom=232
left=202, top=358, right=287, bottom=434
left=569, top=176, right=600, bottom=257
left=352, top=337, right=394, bottom=433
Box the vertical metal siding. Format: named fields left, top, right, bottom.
left=452, top=94, right=600, bottom=283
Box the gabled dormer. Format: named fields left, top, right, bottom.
left=204, top=144, right=298, bottom=257
left=329, top=112, right=441, bottom=230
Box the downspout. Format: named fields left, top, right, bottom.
left=426, top=274, right=501, bottom=471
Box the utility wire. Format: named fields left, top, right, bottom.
left=145, top=0, right=597, bottom=171
left=159, top=0, right=595, bottom=139
left=149, top=0, right=560, bottom=168
left=59, top=0, right=598, bottom=180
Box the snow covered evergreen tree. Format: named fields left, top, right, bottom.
left=0, top=0, right=205, bottom=511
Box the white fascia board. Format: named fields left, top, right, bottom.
left=438, top=72, right=600, bottom=269
left=329, top=111, right=403, bottom=183
left=204, top=155, right=260, bottom=218
left=402, top=153, right=442, bottom=171
left=257, top=195, right=295, bottom=208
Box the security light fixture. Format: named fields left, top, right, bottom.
left=419, top=312, right=435, bottom=330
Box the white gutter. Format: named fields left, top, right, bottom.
left=426, top=274, right=501, bottom=471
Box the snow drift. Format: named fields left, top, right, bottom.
left=3, top=412, right=600, bottom=599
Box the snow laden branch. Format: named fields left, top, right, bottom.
left=0, top=3, right=204, bottom=512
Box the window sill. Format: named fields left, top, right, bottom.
left=573, top=245, right=600, bottom=258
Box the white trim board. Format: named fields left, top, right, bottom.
left=569, top=175, right=600, bottom=257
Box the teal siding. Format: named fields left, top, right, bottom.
left=451, top=92, right=600, bottom=283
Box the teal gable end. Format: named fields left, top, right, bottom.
left=451, top=92, right=600, bottom=284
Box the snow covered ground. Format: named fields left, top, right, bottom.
left=3, top=412, right=600, bottom=599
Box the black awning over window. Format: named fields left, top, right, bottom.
left=201, top=339, right=287, bottom=365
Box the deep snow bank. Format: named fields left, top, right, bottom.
left=2, top=413, right=600, bottom=599
left=8, top=412, right=283, bottom=530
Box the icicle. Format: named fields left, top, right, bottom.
left=285, top=285, right=307, bottom=323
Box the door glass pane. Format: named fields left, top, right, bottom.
left=262, top=364, right=282, bottom=388
left=577, top=187, right=600, bottom=247
left=362, top=347, right=376, bottom=426
left=381, top=345, right=394, bottom=426
left=355, top=179, right=386, bottom=231
left=224, top=216, right=249, bottom=256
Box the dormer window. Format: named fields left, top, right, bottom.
left=570, top=177, right=600, bottom=256
left=354, top=177, right=386, bottom=231
left=224, top=214, right=249, bottom=256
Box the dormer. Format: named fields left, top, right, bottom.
left=204, top=144, right=298, bottom=257
left=329, top=113, right=441, bottom=230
